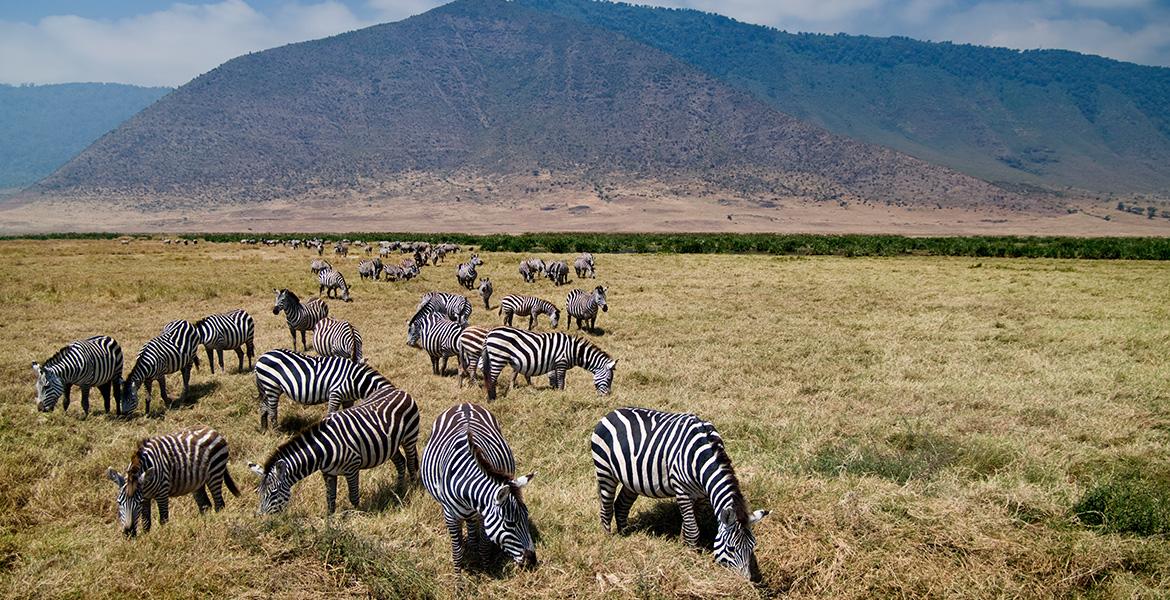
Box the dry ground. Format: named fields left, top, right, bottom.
left=1, top=240, right=1169, bottom=599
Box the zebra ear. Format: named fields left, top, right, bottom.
left=106, top=467, right=124, bottom=487
left=718, top=506, right=737, bottom=527
left=749, top=509, right=770, bottom=525
left=138, top=467, right=153, bottom=484
left=494, top=483, right=511, bottom=505
left=513, top=471, right=536, bottom=488
left=31, top=362, right=40, bottom=374
left=248, top=462, right=265, bottom=477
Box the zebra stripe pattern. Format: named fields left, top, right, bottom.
left=413, top=291, right=472, bottom=325
left=358, top=258, right=382, bottom=281
left=590, top=407, right=769, bottom=581
left=253, top=349, right=393, bottom=430
left=312, top=317, right=364, bottom=362
left=194, top=309, right=255, bottom=374
left=478, top=277, right=493, bottom=310
left=106, top=427, right=239, bottom=537
left=456, top=254, right=483, bottom=290
left=248, top=387, right=420, bottom=514
left=318, top=268, right=352, bottom=302
left=421, top=403, right=537, bottom=570
left=273, top=288, right=329, bottom=351
left=546, top=261, right=569, bottom=286
left=33, top=335, right=123, bottom=416
left=123, top=320, right=201, bottom=415
left=498, top=294, right=560, bottom=330
left=574, top=253, right=596, bottom=278
left=407, top=314, right=464, bottom=375
left=566, top=286, right=609, bottom=331
left=480, top=327, right=616, bottom=400
left=456, top=325, right=489, bottom=388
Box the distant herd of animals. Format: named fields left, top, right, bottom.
left=31, top=239, right=769, bottom=582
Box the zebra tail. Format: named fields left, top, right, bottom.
left=223, top=468, right=241, bottom=497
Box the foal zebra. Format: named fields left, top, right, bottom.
left=407, top=314, right=464, bottom=375
left=478, top=277, right=493, bottom=310
left=312, top=317, right=364, bottom=362
left=249, top=387, right=420, bottom=514
left=456, top=254, right=483, bottom=290
left=414, top=291, right=472, bottom=325
left=123, top=320, right=202, bottom=415
left=480, top=327, right=616, bottom=400
left=254, top=349, right=393, bottom=430
left=194, top=309, right=255, bottom=374
left=422, top=403, right=537, bottom=571
left=33, top=335, right=123, bottom=416
left=456, top=325, right=490, bottom=388
left=566, top=286, right=609, bottom=331
left=357, top=258, right=382, bottom=281
left=106, top=427, right=239, bottom=537
left=591, top=408, right=769, bottom=581
left=498, top=294, right=560, bottom=330
left=318, top=268, right=352, bottom=302
left=272, top=288, right=329, bottom=351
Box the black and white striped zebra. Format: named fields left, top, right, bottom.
left=498, top=294, right=560, bottom=330
left=194, top=309, right=255, bottom=374
left=574, top=254, right=596, bottom=278
left=253, top=349, right=393, bottom=431
left=310, top=259, right=332, bottom=274
left=524, top=258, right=546, bottom=276
left=456, top=254, right=484, bottom=290
left=518, top=262, right=536, bottom=283
left=413, top=291, right=472, bottom=325
left=248, top=387, right=420, bottom=514
left=546, top=261, right=569, bottom=286
left=358, top=258, right=382, bottom=281
left=591, top=408, right=769, bottom=581
left=480, top=327, right=616, bottom=401
left=478, top=277, right=493, bottom=310
left=566, top=286, right=609, bottom=331
left=421, top=403, right=537, bottom=571
left=123, top=320, right=202, bottom=415
left=272, top=288, right=329, bottom=351
left=318, top=268, right=352, bottom=302
left=106, top=427, right=240, bottom=537
left=407, top=313, right=464, bottom=375
left=32, top=335, right=123, bottom=416
left=312, top=317, right=364, bottom=362
left=456, top=325, right=489, bottom=388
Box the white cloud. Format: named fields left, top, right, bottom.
left=366, top=0, right=445, bottom=22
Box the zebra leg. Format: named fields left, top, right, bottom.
left=157, top=496, right=170, bottom=526
left=440, top=355, right=450, bottom=376
left=467, top=515, right=489, bottom=567
left=218, top=349, right=225, bottom=372
left=443, top=510, right=467, bottom=570
left=141, top=498, right=153, bottom=532
left=62, top=384, right=72, bottom=412
left=528, top=314, right=535, bottom=330
left=300, top=330, right=309, bottom=351
left=391, top=450, right=407, bottom=486
left=180, top=366, right=191, bottom=402
left=246, top=341, right=255, bottom=370
left=158, top=377, right=172, bottom=409
left=233, top=348, right=244, bottom=372
left=145, top=379, right=153, bottom=415
left=80, top=386, right=91, bottom=417
left=614, top=486, right=639, bottom=533
left=208, top=477, right=227, bottom=510
left=597, top=474, right=620, bottom=533
left=322, top=473, right=338, bottom=514
left=430, top=354, right=440, bottom=376
left=344, top=470, right=360, bottom=509
left=676, top=495, right=701, bottom=548
left=288, top=327, right=297, bottom=351
left=402, top=438, right=420, bottom=482
left=194, top=487, right=212, bottom=513
left=98, top=382, right=111, bottom=414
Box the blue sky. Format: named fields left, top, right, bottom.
left=1, top=0, right=1167, bottom=86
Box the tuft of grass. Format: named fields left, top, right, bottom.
left=1075, top=462, right=1170, bottom=536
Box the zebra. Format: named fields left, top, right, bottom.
left=421, top=403, right=537, bottom=571
left=193, top=309, right=255, bottom=374
left=313, top=317, right=364, bottom=362
left=456, top=254, right=484, bottom=290
left=414, top=291, right=472, bottom=325
left=456, top=325, right=489, bottom=388
left=106, top=427, right=240, bottom=537
left=498, top=294, right=560, bottom=330
left=310, top=259, right=332, bottom=274
left=334, top=242, right=349, bottom=257
left=123, top=320, right=201, bottom=416
left=382, top=264, right=409, bottom=281
left=546, top=261, right=569, bottom=286
left=33, top=335, right=123, bottom=417
left=273, top=288, right=329, bottom=351
left=518, top=262, right=535, bottom=283
left=318, top=268, right=352, bottom=302
left=249, top=387, right=420, bottom=514
left=574, top=254, right=596, bottom=278
left=591, top=408, right=769, bottom=581
left=566, top=286, right=609, bottom=331
left=524, top=258, right=546, bottom=275
left=478, top=277, right=493, bottom=310
left=480, top=327, right=616, bottom=401
left=431, top=246, right=447, bottom=265
left=408, top=313, right=465, bottom=376
left=358, top=258, right=382, bottom=281
left=253, top=349, right=393, bottom=430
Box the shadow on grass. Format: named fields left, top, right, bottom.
left=278, top=412, right=318, bottom=433
left=625, top=499, right=717, bottom=549
left=182, top=380, right=219, bottom=405
left=363, top=477, right=419, bottom=513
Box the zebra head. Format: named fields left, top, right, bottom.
left=714, top=505, right=769, bottom=582
left=592, top=358, right=616, bottom=395
left=272, top=288, right=290, bottom=315
left=120, top=378, right=143, bottom=415
left=593, top=286, right=609, bottom=312
left=483, top=472, right=538, bottom=569
left=106, top=464, right=152, bottom=537
left=32, top=362, right=64, bottom=412
left=548, top=307, right=561, bottom=329
left=470, top=253, right=483, bottom=267
left=248, top=461, right=292, bottom=514
left=406, top=317, right=423, bottom=347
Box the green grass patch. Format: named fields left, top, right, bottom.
left=809, top=425, right=1016, bottom=484
left=1075, top=461, right=1170, bottom=537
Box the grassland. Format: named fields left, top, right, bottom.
left=2, top=239, right=1169, bottom=599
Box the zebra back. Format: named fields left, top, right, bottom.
left=254, top=349, right=393, bottom=430
left=313, top=317, right=364, bottom=362
left=194, top=309, right=255, bottom=350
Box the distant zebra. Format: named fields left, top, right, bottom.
left=414, top=291, right=472, bottom=325
left=254, top=349, right=392, bottom=430
left=574, top=254, right=596, bottom=278
left=480, top=327, right=616, bottom=401
left=421, top=403, right=538, bottom=571
left=334, top=242, right=349, bottom=257
left=519, top=262, right=536, bottom=283
left=498, top=294, right=560, bottom=330
left=546, top=261, right=569, bottom=286
left=318, top=268, right=352, bottom=302
left=273, top=288, right=329, bottom=351
left=358, top=258, right=382, bottom=281
left=456, top=254, right=484, bottom=290
left=478, top=277, right=493, bottom=310
left=408, top=314, right=465, bottom=375
left=106, top=427, right=239, bottom=537
left=382, top=264, right=409, bottom=281
left=456, top=326, right=490, bottom=388
left=33, top=335, right=123, bottom=416
left=123, top=320, right=201, bottom=415
left=194, top=309, right=255, bottom=374
left=310, top=259, right=332, bottom=274
left=313, top=317, right=364, bottom=362
left=566, top=286, right=609, bottom=331
left=591, top=408, right=769, bottom=581
left=249, top=387, right=420, bottom=514
left=524, top=258, right=546, bottom=275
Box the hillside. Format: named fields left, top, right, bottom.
left=521, top=0, right=1170, bottom=193
left=29, top=0, right=1017, bottom=213
left=0, top=83, right=170, bottom=191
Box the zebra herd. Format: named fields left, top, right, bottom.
left=36, top=246, right=769, bottom=584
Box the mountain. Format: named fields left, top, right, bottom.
left=0, top=83, right=170, bottom=191
left=30, top=0, right=1018, bottom=212
left=520, top=0, right=1170, bottom=194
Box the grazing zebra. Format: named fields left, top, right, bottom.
left=414, top=291, right=472, bottom=325
left=456, top=254, right=484, bottom=290
left=421, top=403, right=538, bottom=571
left=273, top=288, right=329, bottom=351
left=249, top=387, right=420, bottom=514
left=498, top=294, right=560, bottom=330
left=310, top=259, right=332, bottom=274
left=546, top=261, right=569, bottom=286
left=518, top=262, right=535, bottom=283
left=478, top=278, right=493, bottom=310
left=591, top=408, right=769, bottom=581
left=408, top=313, right=465, bottom=375
left=382, top=264, right=409, bottom=281
left=480, top=327, right=616, bottom=401
left=33, top=335, right=123, bottom=416
left=318, top=268, right=352, bottom=302
left=312, top=317, right=364, bottom=362
left=253, top=349, right=393, bottom=430
left=334, top=242, right=349, bottom=257
left=123, top=320, right=201, bottom=415
left=106, top=427, right=239, bottom=537
left=574, top=254, right=596, bottom=278
left=524, top=258, right=546, bottom=275
left=358, top=258, right=382, bottom=281
left=194, top=309, right=255, bottom=374
left=456, top=325, right=489, bottom=388
left=566, top=286, right=609, bottom=331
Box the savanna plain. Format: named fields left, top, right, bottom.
left=1, top=239, right=1169, bottom=599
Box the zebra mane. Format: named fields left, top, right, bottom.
left=698, top=421, right=749, bottom=523
left=41, top=343, right=75, bottom=368
left=465, top=424, right=521, bottom=499
left=281, top=289, right=301, bottom=306
left=262, top=420, right=326, bottom=473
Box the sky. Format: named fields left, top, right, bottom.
left=1, top=0, right=1167, bottom=87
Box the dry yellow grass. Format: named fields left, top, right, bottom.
left=2, top=240, right=1169, bottom=598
